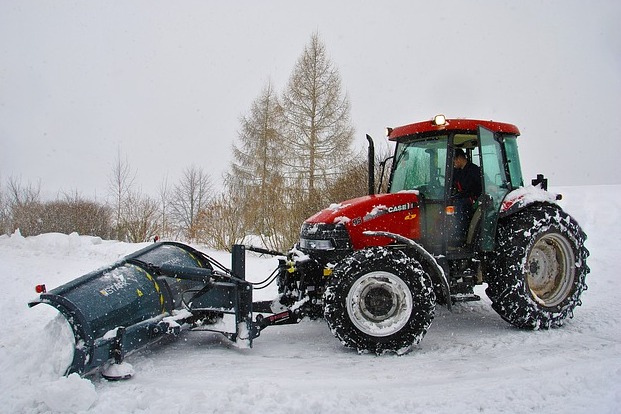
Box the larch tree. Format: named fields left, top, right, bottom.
left=226, top=81, right=288, bottom=250
left=281, top=32, right=355, bottom=219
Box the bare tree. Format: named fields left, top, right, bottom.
left=157, top=175, right=173, bottom=240
left=281, top=32, right=355, bottom=218
left=196, top=190, right=246, bottom=251
left=170, top=166, right=213, bottom=241
left=6, top=175, right=41, bottom=207
left=107, top=149, right=136, bottom=240
left=54, top=190, right=112, bottom=237
left=3, top=181, right=112, bottom=238
left=0, top=179, right=8, bottom=235
left=40, top=192, right=112, bottom=238
left=5, top=176, right=41, bottom=235
left=123, top=191, right=159, bottom=243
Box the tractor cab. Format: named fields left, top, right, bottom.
left=386, top=115, right=524, bottom=257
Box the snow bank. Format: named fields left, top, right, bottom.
left=0, top=186, right=619, bottom=413
left=39, top=373, right=98, bottom=412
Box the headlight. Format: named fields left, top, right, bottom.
left=299, top=238, right=335, bottom=251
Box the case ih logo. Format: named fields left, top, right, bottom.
left=360, top=202, right=417, bottom=225
left=387, top=202, right=416, bottom=213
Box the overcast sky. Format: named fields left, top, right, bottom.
left=1, top=1, right=620, bottom=201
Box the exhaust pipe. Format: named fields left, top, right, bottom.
left=367, top=134, right=375, bottom=195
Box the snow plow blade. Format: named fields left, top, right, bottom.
left=29, top=242, right=254, bottom=377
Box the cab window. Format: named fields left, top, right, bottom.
left=389, top=136, right=448, bottom=199
left=504, top=136, right=524, bottom=188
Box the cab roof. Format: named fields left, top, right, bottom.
left=387, top=116, right=520, bottom=141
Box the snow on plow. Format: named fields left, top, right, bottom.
left=29, top=242, right=260, bottom=380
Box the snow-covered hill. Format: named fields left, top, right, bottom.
left=0, top=186, right=619, bottom=414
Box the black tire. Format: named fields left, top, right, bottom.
left=324, top=247, right=435, bottom=354
left=486, top=203, right=590, bottom=329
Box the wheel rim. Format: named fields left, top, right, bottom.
left=526, top=233, right=576, bottom=307
left=346, top=271, right=413, bottom=337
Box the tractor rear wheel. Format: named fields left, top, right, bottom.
left=324, top=247, right=435, bottom=354
left=486, top=204, right=589, bottom=329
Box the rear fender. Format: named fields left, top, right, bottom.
left=499, top=185, right=561, bottom=218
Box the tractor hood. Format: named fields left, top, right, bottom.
left=304, top=191, right=421, bottom=250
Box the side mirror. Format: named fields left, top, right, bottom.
left=531, top=174, right=548, bottom=191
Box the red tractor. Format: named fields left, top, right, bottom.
left=31, top=115, right=590, bottom=378
left=273, top=114, right=590, bottom=354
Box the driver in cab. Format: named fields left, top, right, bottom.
left=450, top=148, right=482, bottom=246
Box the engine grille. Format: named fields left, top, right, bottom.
left=298, top=222, right=353, bottom=265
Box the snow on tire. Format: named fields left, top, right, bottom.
left=486, top=203, right=590, bottom=329
left=324, top=247, right=435, bottom=355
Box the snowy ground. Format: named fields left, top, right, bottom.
left=0, top=185, right=619, bottom=414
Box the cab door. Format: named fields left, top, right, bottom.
left=477, top=126, right=511, bottom=251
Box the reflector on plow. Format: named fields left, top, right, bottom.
left=29, top=242, right=255, bottom=378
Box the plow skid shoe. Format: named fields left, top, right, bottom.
left=28, top=242, right=213, bottom=376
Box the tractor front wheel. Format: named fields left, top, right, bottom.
left=324, top=247, right=435, bottom=354
left=486, top=204, right=589, bottom=329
